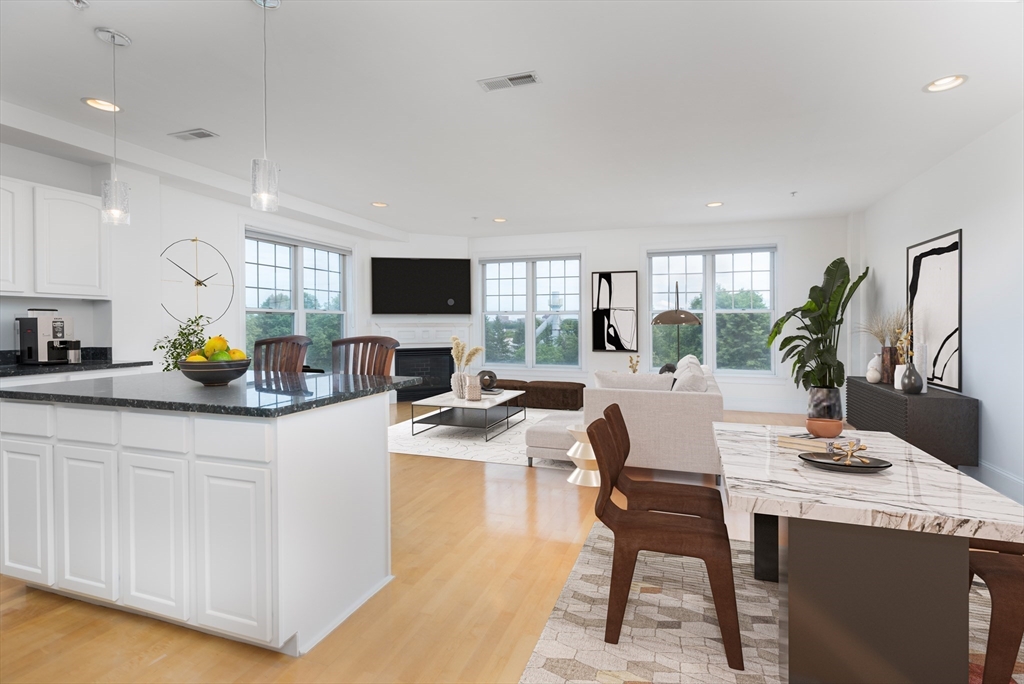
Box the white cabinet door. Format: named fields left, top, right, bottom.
left=120, top=452, right=189, bottom=621
left=33, top=186, right=108, bottom=298
left=54, top=444, right=118, bottom=600
left=0, top=177, right=32, bottom=293
left=0, top=440, right=54, bottom=584
left=194, top=461, right=271, bottom=642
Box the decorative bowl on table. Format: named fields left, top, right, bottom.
left=179, top=359, right=251, bottom=386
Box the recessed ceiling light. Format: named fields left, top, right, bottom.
left=251, top=0, right=281, bottom=7
left=371, top=202, right=388, bottom=208
left=67, top=0, right=90, bottom=9
left=81, top=97, right=120, bottom=112
left=924, top=75, right=967, bottom=93
left=493, top=218, right=507, bottom=223
left=706, top=202, right=724, bottom=208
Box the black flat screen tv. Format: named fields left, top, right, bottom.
left=371, top=258, right=472, bottom=314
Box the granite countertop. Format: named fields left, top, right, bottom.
left=713, top=422, right=1024, bottom=543
left=0, top=360, right=153, bottom=377
left=0, top=370, right=421, bottom=418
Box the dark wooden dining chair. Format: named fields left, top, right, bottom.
left=968, top=538, right=1024, bottom=684
left=253, top=335, right=312, bottom=373
left=332, top=336, right=400, bottom=375
left=602, top=403, right=726, bottom=520
left=587, top=411, right=744, bottom=671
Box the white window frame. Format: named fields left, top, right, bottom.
left=244, top=230, right=350, bottom=347
left=648, top=247, right=776, bottom=376
left=480, top=256, right=583, bottom=369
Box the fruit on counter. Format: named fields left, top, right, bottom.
left=203, top=335, right=229, bottom=357
left=185, top=354, right=208, bottom=362
left=208, top=350, right=232, bottom=362
left=187, top=348, right=206, bottom=359
left=228, top=348, right=248, bottom=360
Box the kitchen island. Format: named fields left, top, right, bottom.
left=0, top=370, right=420, bottom=655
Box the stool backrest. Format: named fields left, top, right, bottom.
left=332, top=336, right=400, bottom=375
left=253, top=335, right=312, bottom=373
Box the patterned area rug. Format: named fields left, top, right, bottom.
left=388, top=408, right=573, bottom=470
left=522, top=522, right=1024, bottom=684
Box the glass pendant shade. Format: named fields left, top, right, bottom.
left=251, top=158, right=279, bottom=212
left=101, top=179, right=130, bottom=225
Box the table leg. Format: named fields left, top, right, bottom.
left=754, top=513, right=779, bottom=583
left=780, top=517, right=968, bottom=684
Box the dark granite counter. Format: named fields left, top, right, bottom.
left=0, top=370, right=421, bottom=418
left=0, top=360, right=153, bottom=378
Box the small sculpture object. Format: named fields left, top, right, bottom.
left=832, top=440, right=870, bottom=466
left=628, top=355, right=640, bottom=374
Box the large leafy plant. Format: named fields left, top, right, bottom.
left=767, top=258, right=868, bottom=390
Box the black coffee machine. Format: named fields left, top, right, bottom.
left=14, top=309, right=76, bottom=365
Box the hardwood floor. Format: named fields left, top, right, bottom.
left=0, top=404, right=802, bottom=683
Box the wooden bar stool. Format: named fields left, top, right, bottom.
left=332, top=336, right=399, bottom=375
left=969, top=538, right=1024, bottom=684
left=586, top=410, right=744, bottom=670
left=253, top=335, right=312, bottom=373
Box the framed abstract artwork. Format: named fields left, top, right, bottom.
left=907, top=230, right=961, bottom=392
left=592, top=271, right=638, bottom=352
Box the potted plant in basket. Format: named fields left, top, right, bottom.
left=767, top=258, right=869, bottom=437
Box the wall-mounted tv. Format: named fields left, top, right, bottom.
left=371, top=258, right=472, bottom=314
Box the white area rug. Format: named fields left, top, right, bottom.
left=388, top=408, right=573, bottom=470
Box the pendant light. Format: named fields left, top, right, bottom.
left=251, top=0, right=279, bottom=211
left=96, top=28, right=131, bottom=225
left=651, top=281, right=702, bottom=362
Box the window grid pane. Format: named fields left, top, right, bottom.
left=246, top=238, right=292, bottom=309
left=483, top=261, right=527, bottom=313
left=302, top=246, right=344, bottom=312
left=713, top=250, right=771, bottom=312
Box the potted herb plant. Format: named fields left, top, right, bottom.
left=153, top=314, right=211, bottom=371
left=767, top=258, right=869, bottom=437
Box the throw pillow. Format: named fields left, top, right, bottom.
left=671, top=359, right=708, bottom=392
left=594, top=371, right=674, bottom=391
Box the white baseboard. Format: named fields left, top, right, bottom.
left=722, top=397, right=806, bottom=415
left=964, top=461, right=1024, bottom=504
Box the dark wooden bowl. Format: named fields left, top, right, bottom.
left=179, top=359, right=251, bottom=386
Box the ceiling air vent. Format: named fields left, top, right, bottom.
left=477, top=71, right=539, bottom=93
left=168, top=128, right=220, bottom=141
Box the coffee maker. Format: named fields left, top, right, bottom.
left=14, top=310, right=76, bottom=365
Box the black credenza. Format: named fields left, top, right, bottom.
left=846, top=376, right=979, bottom=467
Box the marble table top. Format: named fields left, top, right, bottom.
left=713, top=422, right=1024, bottom=543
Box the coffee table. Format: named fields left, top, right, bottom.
left=411, top=390, right=526, bottom=441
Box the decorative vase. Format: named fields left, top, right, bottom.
left=451, top=371, right=467, bottom=399
left=901, top=361, right=923, bottom=395
left=866, top=353, right=882, bottom=384
left=894, top=364, right=907, bottom=391
left=880, top=347, right=898, bottom=385
left=806, top=386, right=843, bottom=437
left=465, top=373, right=482, bottom=401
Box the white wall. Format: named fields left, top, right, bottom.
left=0, top=143, right=93, bottom=194
left=465, top=216, right=850, bottom=413
left=851, top=111, right=1024, bottom=503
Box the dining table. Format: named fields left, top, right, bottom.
left=713, top=422, right=1024, bottom=684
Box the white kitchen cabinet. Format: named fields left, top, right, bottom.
left=53, top=444, right=118, bottom=600
left=194, top=461, right=271, bottom=642
left=0, top=366, right=149, bottom=390
left=33, top=186, right=108, bottom=298
left=120, top=452, right=189, bottom=621
left=0, top=439, right=54, bottom=585
left=0, top=177, right=32, bottom=293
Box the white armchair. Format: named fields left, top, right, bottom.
left=583, top=371, right=724, bottom=475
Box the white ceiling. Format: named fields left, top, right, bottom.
left=1, top=1, right=1021, bottom=237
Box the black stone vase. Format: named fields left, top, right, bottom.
left=807, top=387, right=843, bottom=419
left=900, top=361, right=924, bottom=395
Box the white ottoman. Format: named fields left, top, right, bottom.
left=524, top=411, right=584, bottom=466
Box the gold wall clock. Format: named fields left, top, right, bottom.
left=160, top=237, right=235, bottom=324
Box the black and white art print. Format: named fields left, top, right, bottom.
left=907, top=230, right=961, bottom=392
left=592, top=271, right=638, bottom=352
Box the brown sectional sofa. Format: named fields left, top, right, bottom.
left=494, top=379, right=585, bottom=410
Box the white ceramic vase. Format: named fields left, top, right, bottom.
left=894, top=364, right=907, bottom=391
left=451, top=371, right=467, bottom=399
left=866, top=353, right=882, bottom=384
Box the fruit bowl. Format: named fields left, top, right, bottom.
left=179, top=359, right=251, bottom=387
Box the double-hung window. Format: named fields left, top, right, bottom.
left=650, top=248, right=774, bottom=373
left=482, top=257, right=581, bottom=367
left=244, top=233, right=348, bottom=371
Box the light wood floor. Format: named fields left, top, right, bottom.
left=0, top=406, right=802, bottom=683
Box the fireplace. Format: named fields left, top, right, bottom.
left=394, top=347, right=455, bottom=401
